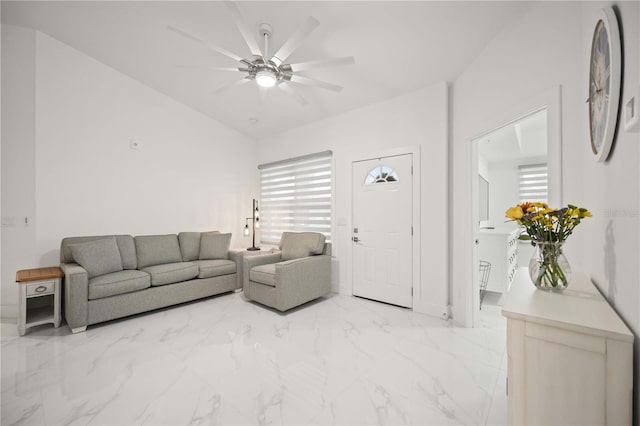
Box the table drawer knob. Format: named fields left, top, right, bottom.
left=35, top=285, right=48, bottom=293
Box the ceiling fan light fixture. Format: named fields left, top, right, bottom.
left=256, top=70, right=276, bottom=88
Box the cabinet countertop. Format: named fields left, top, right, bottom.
left=502, top=268, right=633, bottom=343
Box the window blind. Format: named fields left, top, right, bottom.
left=259, top=151, right=332, bottom=245
left=519, top=163, right=548, bottom=203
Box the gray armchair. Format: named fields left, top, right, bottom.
left=243, top=232, right=331, bottom=311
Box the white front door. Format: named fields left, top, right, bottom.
left=352, top=154, right=413, bottom=308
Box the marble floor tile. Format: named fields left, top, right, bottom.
left=1, top=292, right=507, bottom=425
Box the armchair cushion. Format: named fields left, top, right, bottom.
left=250, top=263, right=276, bottom=287
left=68, top=237, right=123, bottom=278
left=280, top=232, right=326, bottom=261
left=135, top=235, right=182, bottom=268
left=199, top=233, right=231, bottom=260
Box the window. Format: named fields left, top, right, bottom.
left=518, top=163, right=548, bottom=203
left=259, top=151, right=332, bottom=245
left=364, top=165, right=399, bottom=184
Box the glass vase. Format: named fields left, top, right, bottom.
left=528, top=241, right=571, bottom=291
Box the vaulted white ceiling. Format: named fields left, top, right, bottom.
left=2, top=1, right=533, bottom=139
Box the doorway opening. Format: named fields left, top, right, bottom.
left=472, top=109, right=549, bottom=312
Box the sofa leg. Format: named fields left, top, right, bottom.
left=71, top=326, right=87, bottom=334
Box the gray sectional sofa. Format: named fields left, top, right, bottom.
left=60, top=232, right=241, bottom=333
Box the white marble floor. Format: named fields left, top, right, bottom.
left=1, top=292, right=507, bottom=426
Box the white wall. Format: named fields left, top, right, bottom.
left=1, top=27, right=258, bottom=318
left=486, top=162, right=518, bottom=228
left=453, top=0, right=639, bottom=417
left=1, top=25, right=38, bottom=319
left=257, top=83, right=449, bottom=318
left=580, top=3, right=640, bottom=419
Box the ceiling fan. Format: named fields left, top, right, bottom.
left=168, top=1, right=355, bottom=105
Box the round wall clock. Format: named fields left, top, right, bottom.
left=588, top=7, right=621, bottom=162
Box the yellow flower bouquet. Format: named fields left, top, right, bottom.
left=505, top=202, right=591, bottom=290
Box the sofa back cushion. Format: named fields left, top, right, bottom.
left=279, top=232, right=327, bottom=261
left=61, top=235, right=137, bottom=270
left=135, top=234, right=182, bottom=268
left=178, top=231, right=219, bottom=261
left=68, top=237, right=124, bottom=278
left=199, top=233, right=231, bottom=260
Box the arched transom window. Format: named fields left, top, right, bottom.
left=364, top=165, right=399, bottom=185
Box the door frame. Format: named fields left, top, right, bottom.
left=467, top=86, right=563, bottom=327
left=348, top=145, right=421, bottom=310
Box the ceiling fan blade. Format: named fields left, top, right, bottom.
left=168, top=26, right=246, bottom=63
left=271, top=16, right=320, bottom=66
left=213, top=77, right=252, bottom=94
left=289, top=75, right=343, bottom=92
left=278, top=83, right=308, bottom=105
left=288, top=56, right=355, bottom=72
left=224, top=1, right=263, bottom=58
left=176, top=65, right=249, bottom=72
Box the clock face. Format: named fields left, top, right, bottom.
left=588, top=8, right=621, bottom=163
left=589, top=20, right=610, bottom=153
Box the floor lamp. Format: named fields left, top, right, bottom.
left=244, top=198, right=260, bottom=251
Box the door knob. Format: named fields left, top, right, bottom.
left=352, top=236, right=360, bottom=243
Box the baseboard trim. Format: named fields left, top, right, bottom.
left=414, top=302, right=450, bottom=320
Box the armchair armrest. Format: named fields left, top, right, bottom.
left=276, top=255, right=330, bottom=286
left=274, top=255, right=331, bottom=309
left=60, top=262, right=89, bottom=330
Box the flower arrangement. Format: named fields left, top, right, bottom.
left=505, top=202, right=592, bottom=243
left=505, top=202, right=591, bottom=290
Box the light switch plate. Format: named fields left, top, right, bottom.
left=623, top=86, right=639, bottom=133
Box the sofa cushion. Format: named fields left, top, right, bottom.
left=69, top=237, right=124, bottom=278
left=250, top=263, right=276, bottom=287
left=280, top=232, right=326, bottom=261
left=179, top=231, right=219, bottom=261
left=88, top=270, right=150, bottom=300
left=199, top=233, right=231, bottom=260
left=135, top=235, right=182, bottom=268
left=61, top=235, right=137, bottom=270
left=196, top=259, right=236, bottom=279
left=141, top=262, right=198, bottom=286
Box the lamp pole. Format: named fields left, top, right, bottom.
left=246, top=198, right=260, bottom=251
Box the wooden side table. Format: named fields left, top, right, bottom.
left=16, top=267, right=63, bottom=336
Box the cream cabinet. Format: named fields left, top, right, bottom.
left=478, top=228, right=520, bottom=293
left=502, top=269, right=633, bottom=425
